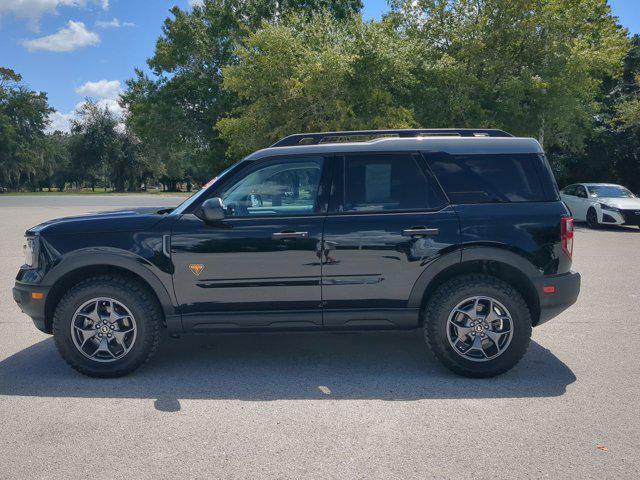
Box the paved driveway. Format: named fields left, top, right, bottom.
left=0, top=196, right=638, bottom=479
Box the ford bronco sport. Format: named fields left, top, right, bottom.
left=13, top=129, right=581, bottom=378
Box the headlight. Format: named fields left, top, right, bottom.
left=23, top=236, right=39, bottom=268
left=599, top=203, right=619, bottom=212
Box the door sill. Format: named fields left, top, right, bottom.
left=181, top=308, right=420, bottom=332
left=182, top=310, right=322, bottom=332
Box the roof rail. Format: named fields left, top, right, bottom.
left=271, top=128, right=513, bottom=147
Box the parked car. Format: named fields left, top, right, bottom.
left=13, top=128, right=580, bottom=378
left=560, top=183, right=640, bottom=228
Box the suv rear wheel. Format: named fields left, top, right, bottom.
left=424, top=274, right=532, bottom=377
left=52, top=275, right=162, bottom=377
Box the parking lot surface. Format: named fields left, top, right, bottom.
left=0, top=195, right=638, bottom=479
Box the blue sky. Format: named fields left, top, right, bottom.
left=0, top=0, right=638, bottom=131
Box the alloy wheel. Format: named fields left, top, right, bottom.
left=70, top=297, right=137, bottom=363
left=446, top=296, right=514, bottom=362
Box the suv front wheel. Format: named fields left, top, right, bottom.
left=52, top=275, right=162, bottom=377
left=424, top=274, right=532, bottom=377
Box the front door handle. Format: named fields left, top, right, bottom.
left=402, top=227, right=439, bottom=237
left=272, top=231, right=309, bottom=240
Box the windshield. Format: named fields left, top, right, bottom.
left=171, top=164, right=238, bottom=215
left=587, top=185, right=635, bottom=198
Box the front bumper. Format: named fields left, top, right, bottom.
left=619, top=209, right=640, bottom=226
left=534, top=271, right=581, bottom=326
left=13, top=282, right=51, bottom=333
left=599, top=208, right=640, bottom=226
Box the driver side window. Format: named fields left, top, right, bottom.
left=219, top=156, right=325, bottom=217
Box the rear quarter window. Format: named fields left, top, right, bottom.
left=426, top=153, right=553, bottom=204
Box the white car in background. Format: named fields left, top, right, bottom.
left=560, top=183, right=640, bottom=229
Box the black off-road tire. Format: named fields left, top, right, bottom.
left=52, top=275, right=162, bottom=378
left=423, top=274, right=532, bottom=378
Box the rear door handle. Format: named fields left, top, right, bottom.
left=402, top=227, right=439, bottom=237
left=272, top=231, right=309, bottom=240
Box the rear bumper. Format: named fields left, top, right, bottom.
left=13, top=282, right=51, bottom=334
left=534, top=271, right=581, bottom=326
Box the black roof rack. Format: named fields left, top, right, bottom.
left=271, top=128, right=513, bottom=147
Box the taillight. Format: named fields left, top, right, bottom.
left=561, top=216, right=574, bottom=258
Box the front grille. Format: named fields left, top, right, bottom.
left=620, top=209, right=640, bottom=225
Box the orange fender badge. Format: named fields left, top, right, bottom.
left=189, top=264, right=204, bottom=276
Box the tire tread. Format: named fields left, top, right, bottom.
left=52, top=274, right=161, bottom=378
left=423, top=274, right=532, bottom=378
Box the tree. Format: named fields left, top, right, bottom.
left=0, top=67, right=53, bottom=188
left=1, top=3, right=637, bottom=192
left=122, top=0, right=364, bottom=185
left=388, top=0, right=629, bottom=152
left=44, top=132, right=71, bottom=191
left=68, top=101, right=122, bottom=190
left=217, top=13, right=416, bottom=158
left=537, top=35, right=640, bottom=191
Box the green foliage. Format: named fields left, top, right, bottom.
left=614, top=74, right=640, bottom=129
left=44, top=132, right=71, bottom=191
left=0, top=67, right=53, bottom=188
left=68, top=101, right=153, bottom=192
left=547, top=35, right=640, bottom=191
left=2, top=2, right=639, bottom=193
left=218, top=14, right=415, bottom=158
left=69, top=101, right=119, bottom=187
left=388, top=0, right=629, bottom=151
left=218, top=0, right=628, bottom=161
left=123, top=0, right=364, bottom=185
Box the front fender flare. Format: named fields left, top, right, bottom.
left=44, top=248, right=178, bottom=318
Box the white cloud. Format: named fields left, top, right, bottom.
left=46, top=98, right=124, bottom=133
left=189, top=0, right=203, bottom=6
left=95, top=17, right=134, bottom=28
left=75, top=79, right=121, bottom=99
left=95, top=17, right=118, bottom=28
left=48, top=79, right=124, bottom=132
left=0, top=0, right=108, bottom=30
left=21, top=20, right=99, bottom=52
left=46, top=109, right=75, bottom=133
left=96, top=97, right=123, bottom=116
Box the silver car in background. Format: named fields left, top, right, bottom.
left=561, top=183, right=640, bottom=228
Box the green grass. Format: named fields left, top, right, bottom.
left=1, top=188, right=192, bottom=196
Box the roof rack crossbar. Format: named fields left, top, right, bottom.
left=271, top=128, right=513, bottom=147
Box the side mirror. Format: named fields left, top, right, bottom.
left=196, top=197, right=225, bottom=223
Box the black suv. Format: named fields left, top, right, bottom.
left=13, top=129, right=580, bottom=378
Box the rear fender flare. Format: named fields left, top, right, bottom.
left=408, top=246, right=541, bottom=309
left=408, top=250, right=462, bottom=308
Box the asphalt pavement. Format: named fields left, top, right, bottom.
left=0, top=195, right=638, bottom=479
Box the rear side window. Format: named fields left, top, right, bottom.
left=426, top=153, right=551, bottom=203
left=338, top=153, right=447, bottom=212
